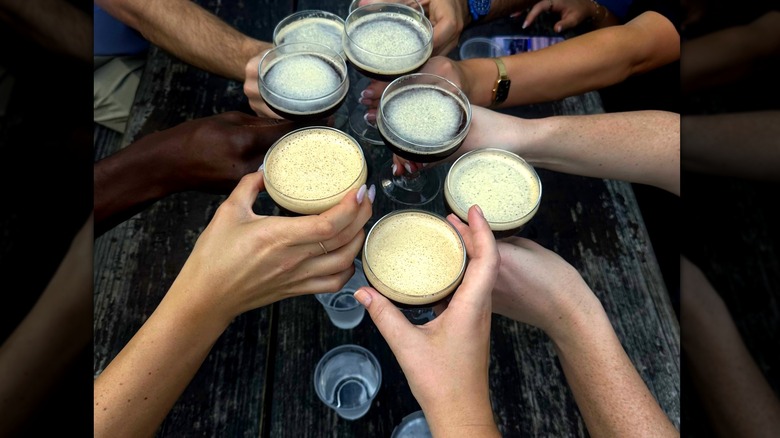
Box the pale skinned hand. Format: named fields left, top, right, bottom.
left=524, top=0, right=597, bottom=33
left=243, top=49, right=283, bottom=119
left=171, top=171, right=375, bottom=323
left=390, top=105, right=516, bottom=175
left=354, top=206, right=500, bottom=436
left=489, top=237, right=605, bottom=342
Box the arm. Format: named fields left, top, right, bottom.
left=397, top=107, right=680, bottom=196
left=0, top=0, right=90, bottom=62
left=681, top=111, right=780, bottom=183
left=0, top=214, right=92, bottom=435
left=492, top=238, right=678, bottom=436
left=93, top=112, right=297, bottom=236
left=681, top=256, right=780, bottom=437
left=355, top=206, right=501, bottom=437
left=94, top=172, right=374, bottom=438
left=362, top=10, right=679, bottom=109
left=681, top=11, right=780, bottom=94
left=95, top=0, right=270, bottom=81
left=463, top=10, right=679, bottom=107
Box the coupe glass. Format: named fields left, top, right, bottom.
left=376, top=73, right=471, bottom=206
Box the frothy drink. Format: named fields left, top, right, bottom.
left=260, top=52, right=347, bottom=120
left=445, top=149, right=541, bottom=237
left=362, top=210, right=466, bottom=306
left=275, top=17, right=345, bottom=55
left=379, top=84, right=467, bottom=161
left=344, top=10, right=432, bottom=80
left=263, top=127, right=367, bottom=215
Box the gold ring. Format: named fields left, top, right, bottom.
left=318, top=241, right=328, bottom=255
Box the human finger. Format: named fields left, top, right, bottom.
left=224, top=171, right=266, bottom=211
left=296, top=228, right=365, bottom=277
left=284, top=185, right=371, bottom=246
left=354, top=286, right=416, bottom=350
left=523, top=1, right=549, bottom=29
left=554, top=12, right=583, bottom=33
left=286, top=267, right=356, bottom=296
left=447, top=205, right=499, bottom=314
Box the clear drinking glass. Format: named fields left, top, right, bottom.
left=376, top=73, right=472, bottom=206
left=273, top=10, right=346, bottom=58
left=391, top=410, right=432, bottom=437
left=315, top=258, right=368, bottom=329
left=258, top=42, right=349, bottom=121
left=344, top=0, right=430, bottom=145
left=314, top=344, right=382, bottom=420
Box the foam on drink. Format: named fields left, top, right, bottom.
left=263, top=127, right=367, bottom=215
left=445, top=149, right=541, bottom=231
left=345, top=12, right=431, bottom=75
left=263, top=53, right=344, bottom=102
left=363, top=210, right=466, bottom=305
left=275, top=17, right=344, bottom=54
left=383, top=85, right=464, bottom=146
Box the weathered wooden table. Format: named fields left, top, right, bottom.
left=93, top=1, right=680, bottom=436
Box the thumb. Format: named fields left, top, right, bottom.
left=554, top=15, right=579, bottom=33
left=354, top=287, right=414, bottom=347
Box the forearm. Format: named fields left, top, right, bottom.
left=94, top=142, right=173, bottom=237
left=0, top=215, right=92, bottom=435
left=508, top=111, right=680, bottom=195
left=94, top=282, right=232, bottom=438
left=97, top=0, right=269, bottom=81
left=681, top=111, right=780, bottom=182
left=681, top=259, right=780, bottom=437
left=0, top=0, right=90, bottom=62
left=552, top=309, right=678, bottom=437
left=681, top=11, right=780, bottom=94
left=461, top=11, right=679, bottom=107
left=423, top=390, right=500, bottom=437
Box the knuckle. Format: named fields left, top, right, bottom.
left=313, top=219, right=336, bottom=239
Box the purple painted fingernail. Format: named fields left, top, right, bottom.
left=404, top=163, right=412, bottom=174
left=356, top=184, right=367, bottom=204
left=257, top=163, right=264, bottom=172
left=360, top=89, right=374, bottom=99
left=392, top=163, right=398, bottom=175
left=368, top=184, right=376, bottom=204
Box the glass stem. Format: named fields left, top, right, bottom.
left=394, top=170, right=427, bottom=192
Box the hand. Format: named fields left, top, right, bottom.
left=524, top=0, right=601, bottom=33
left=243, top=50, right=283, bottom=119
left=171, top=171, right=375, bottom=322
left=390, top=105, right=523, bottom=175
left=354, top=206, right=500, bottom=436
left=359, top=55, right=468, bottom=124
left=491, top=237, right=604, bottom=342
left=139, top=111, right=297, bottom=194
left=427, top=0, right=470, bottom=56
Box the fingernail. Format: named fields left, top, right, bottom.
left=404, top=163, right=412, bottom=174
left=359, top=98, right=372, bottom=105
left=354, top=289, right=372, bottom=308
left=556, top=25, right=562, bottom=32
left=360, top=89, right=374, bottom=99
left=368, top=184, right=376, bottom=204
left=363, top=112, right=376, bottom=123
left=522, top=22, right=528, bottom=29
left=356, top=184, right=367, bottom=204
left=474, top=204, right=484, bottom=217
left=421, top=162, right=428, bottom=168
left=257, top=163, right=264, bottom=172
left=392, top=163, right=398, bottom=175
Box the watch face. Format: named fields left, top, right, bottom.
left=495, top=79, right=511, bottom=103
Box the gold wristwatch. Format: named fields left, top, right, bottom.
left=491, top=57, right=510, bottom=106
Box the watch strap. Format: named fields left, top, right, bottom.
left=491, top=57, right=510, bottom=106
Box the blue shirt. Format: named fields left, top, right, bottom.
left=94, top=4, right=150, bottom=56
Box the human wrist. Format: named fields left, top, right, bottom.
left=424, top=396, right=498, bottom=437
left=588, top=0, right=609, bottom=25
left=461, top=58, right=498, bottom=107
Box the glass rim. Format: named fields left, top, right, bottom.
left=445, top=148, right=543, bottom=226
left=348, top=0, right=425, bottom=15
left=315, top=259, right=365, bottom=310
left=313, top=343, right=382, bottom=405
left=258, top=41, right=348, bottom=102
left=262, top=126, right=367, bottom=203
left=378, top=73, right=472, bottom=149
left=272, top=9, right=346, bottom=46
left=344, top=2, right=433, bottom=59
left=362, top=209, right=467, bottom=305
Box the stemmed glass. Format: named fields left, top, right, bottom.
left=343, top=0, right=431, bottom=145
left=258, top=41, right=349, bottom=121
left=376, top=73, right=472, bottom=206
